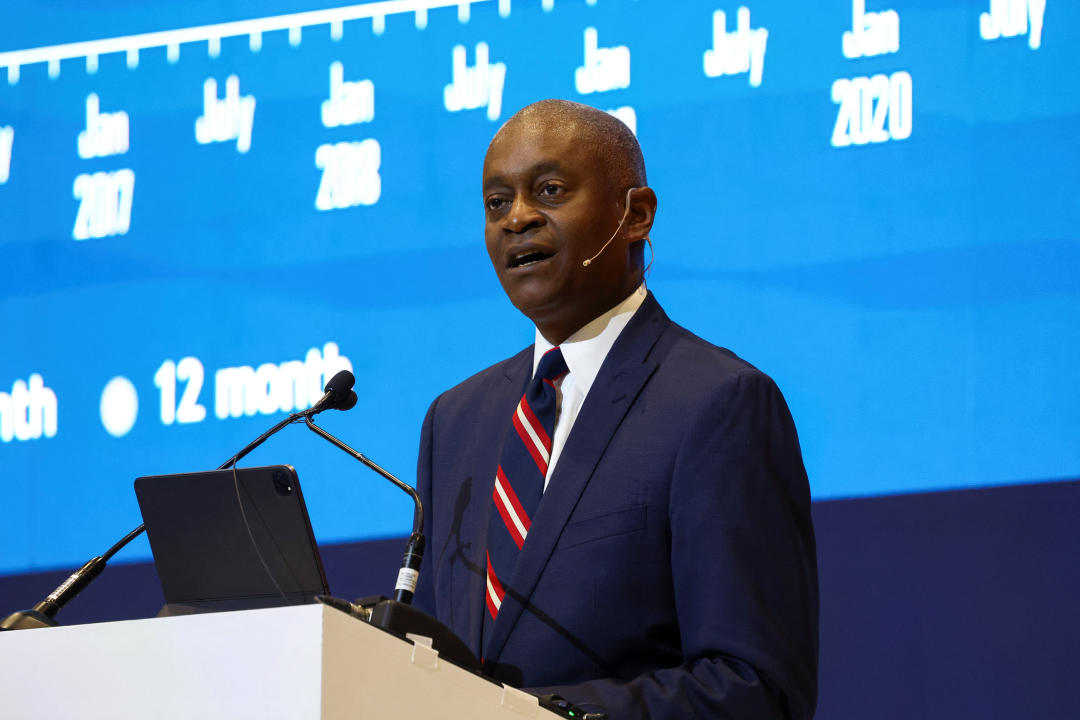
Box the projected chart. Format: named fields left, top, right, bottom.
left=1, top=0, right=1077, bottom=576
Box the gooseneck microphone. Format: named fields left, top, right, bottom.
left=301, top=414, right=481, bottom=672
left=219, top=369, right=357, bottom=468
left=302, top=415, right=425, bottom=605
left=581, top=186, right=637, bottom=268
left=0, top=370, right=357, bottom=631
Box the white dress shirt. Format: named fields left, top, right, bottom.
left=532, top=283, right=648, bottom=490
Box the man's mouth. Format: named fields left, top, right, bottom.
left=507, top=249, right=556, bottom=269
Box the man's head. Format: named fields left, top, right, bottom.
left=482, top=99, right=657, bottom=345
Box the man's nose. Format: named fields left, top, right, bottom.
left=504, top=194, right=544, bottom=234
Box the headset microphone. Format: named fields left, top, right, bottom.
left=582, top=186, right=637, bottom=268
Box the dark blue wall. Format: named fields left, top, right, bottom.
left=814, top=479, right=1079, bottom=719
left=3, top=479, right=1078, bottom=719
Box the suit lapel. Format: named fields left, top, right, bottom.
left=483, top=294, right=670, bottom=662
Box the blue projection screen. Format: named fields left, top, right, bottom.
left=1, top=0, right=1077, bottom=576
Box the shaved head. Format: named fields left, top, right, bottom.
left=490, top=99, right=646, bottom=193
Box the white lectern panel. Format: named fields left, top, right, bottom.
left=0, top=605, right=557, bottom=719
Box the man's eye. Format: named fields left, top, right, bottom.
left=540, top=184, right=561, bottom=196
left=486, top=197, right=506, bottom=211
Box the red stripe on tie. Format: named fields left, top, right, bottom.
left=513, top=398, right=550, bottom=476
left=486, top=551, right=505, bottom=620
left=518, top=393, right=552, bottom=449
left=493, top=466, right=530, bottom=549
left=542, top=371, right=567, bottom=388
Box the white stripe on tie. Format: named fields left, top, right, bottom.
left=494, top=472, right=529, bottom=543
left=486, top=573, right=502, bottom=611
left=516, top=402, right=550, bottom=464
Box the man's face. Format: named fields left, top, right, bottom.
left=482, top=121, right=635, bottom=344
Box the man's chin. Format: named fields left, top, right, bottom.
left=499, top=272, right=559, bottom=310
left=502, top=284, right=566, bottom=324
left=507, top=291, right=559, bottom=322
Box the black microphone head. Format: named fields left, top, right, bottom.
left=336, top=390, right=358, bottom=412
left=306, top=369, right=356, bottom=415
left=324, top=369, right=356, bottom=398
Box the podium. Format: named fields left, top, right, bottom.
left=0, top=604, right=561, bottom=719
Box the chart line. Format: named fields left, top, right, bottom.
left=0, top=0, right=513, bottom=83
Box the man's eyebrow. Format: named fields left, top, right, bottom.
left=483, top=162, right=570, bottom=192
left=483, top=174, right=509, bottom=192
left=529, top=161, right=567, bottom=176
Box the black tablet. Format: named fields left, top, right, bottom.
left=134, top=465, right=330, bottom=615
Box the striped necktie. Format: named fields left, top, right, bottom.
left=483, top=346, right=568, bottom=648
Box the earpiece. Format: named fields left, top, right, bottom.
left=582, top=187, right=638, bottom=268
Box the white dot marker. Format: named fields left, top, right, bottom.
left=100, top=376, right=138, bottom=438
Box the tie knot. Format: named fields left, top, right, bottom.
left=535, top=347, right=569, bottom=384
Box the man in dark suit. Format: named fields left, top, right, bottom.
left=414, top=99, right=818, bottom=719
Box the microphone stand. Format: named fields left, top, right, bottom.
left=303, top=415, right=480, bottom=671
left=303, top=415, right=423, bottom=603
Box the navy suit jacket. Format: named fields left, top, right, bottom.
left=415, top=294, right=818, bottom=719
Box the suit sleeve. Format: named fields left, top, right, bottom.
left=529, top=369, right=819, bottom=720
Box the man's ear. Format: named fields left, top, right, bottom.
left=626, top=186, right=657, bottom=242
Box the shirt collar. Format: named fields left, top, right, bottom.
left=533, top=283, right=648, bottom=397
